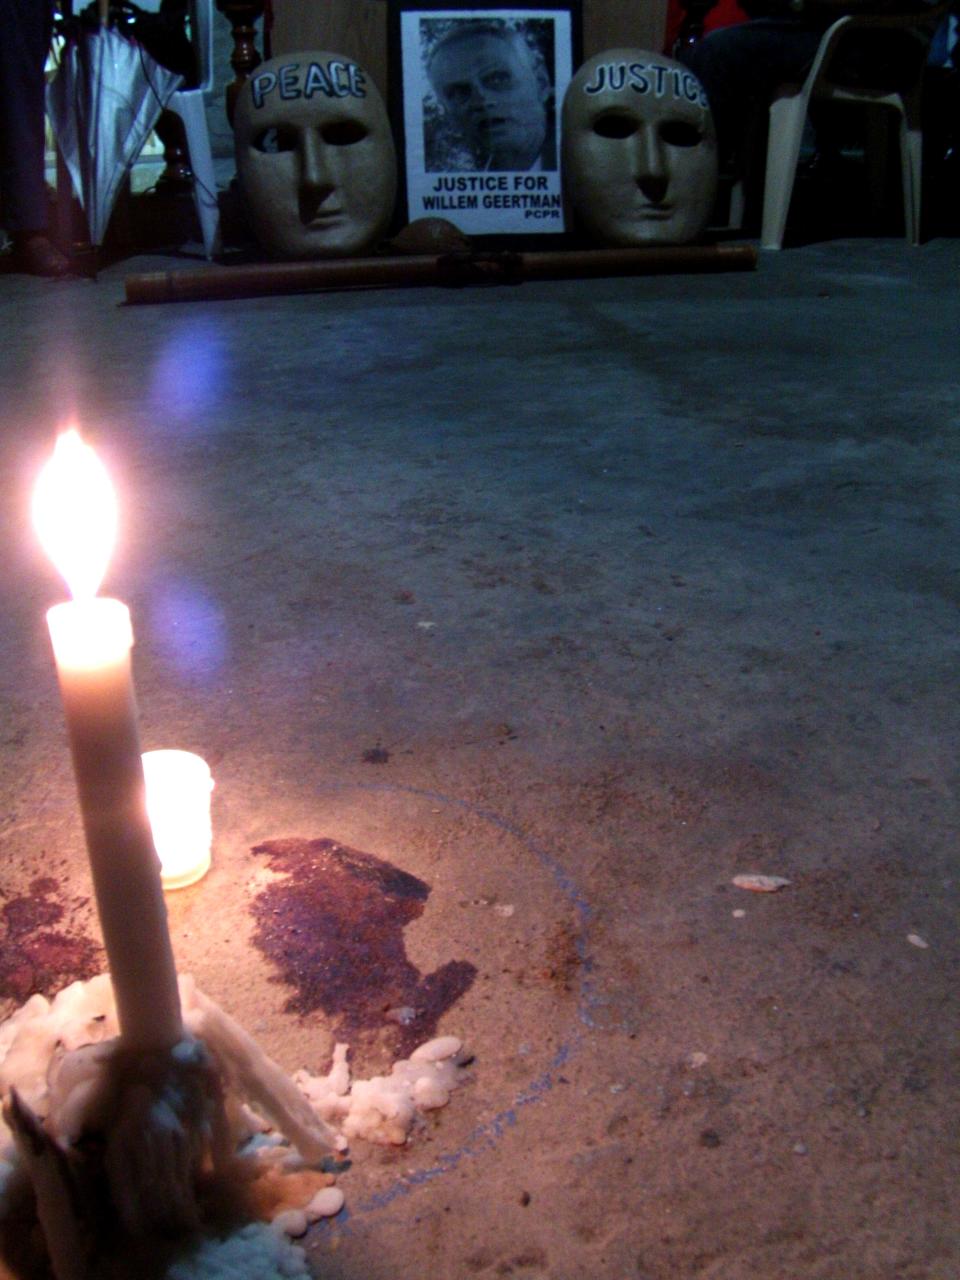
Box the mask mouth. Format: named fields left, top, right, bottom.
left=304, top=212, right=345, bottom=233
left=299, top=193, right=344, bottom=226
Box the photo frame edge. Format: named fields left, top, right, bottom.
left=386, top=0, right=584, bottom=244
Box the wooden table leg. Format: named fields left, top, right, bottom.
left=673, top=0, right=719, bottom=55
left=214, top=0, right=266, bottom=124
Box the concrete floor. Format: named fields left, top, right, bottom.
left=0, top=234, right=958, bottom=1279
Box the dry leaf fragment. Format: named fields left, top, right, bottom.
left=732, top=874, right=791, bottom=893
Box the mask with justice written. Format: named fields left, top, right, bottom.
left=561, top=49, right=717, bottom=247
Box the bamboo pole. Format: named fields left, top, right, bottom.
left=124, top=243, right=758, bottom=305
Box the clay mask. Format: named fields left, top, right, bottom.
left=235, top=52, right=397, bottom=258
left=561, top=49, right=717, bottom=246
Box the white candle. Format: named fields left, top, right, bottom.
left=34, top=430, right=182, bottom=1053
left=142, top=750, right=214, bottom=890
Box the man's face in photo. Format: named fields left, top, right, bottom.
left=430, top=30, right=551, bottom=170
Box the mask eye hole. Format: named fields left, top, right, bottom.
left=321, top=119, right=369, bottom=146
left=254, top=125, right=298, bottom=154
left=592, top=112, right=638, bottom=140
left=660, top=120, right=703, bottom=147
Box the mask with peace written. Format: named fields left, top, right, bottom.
left=235, top=51, right=397, bottom=258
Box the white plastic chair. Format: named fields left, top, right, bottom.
left=760, top=5, right=945, bottom=250
left=162, top=0, right=221, bottom=258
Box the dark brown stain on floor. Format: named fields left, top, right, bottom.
left=250, top=837, right=477, bottom=1055
left=0, top=876, right=102, bottom=1002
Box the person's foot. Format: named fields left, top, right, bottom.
left=12, top=232, right=74, bottom=278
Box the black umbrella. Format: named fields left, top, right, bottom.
left=46, top=0, right=185, bottom=246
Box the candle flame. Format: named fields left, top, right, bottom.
left=33, top=429, right=117, bottom=600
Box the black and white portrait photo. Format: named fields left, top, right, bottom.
left=391, top=3, right=579, bottom=236
left=423, top=17, right=557, bottom=172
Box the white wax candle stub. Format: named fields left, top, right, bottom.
left=142, top=750, right=214, bottom=890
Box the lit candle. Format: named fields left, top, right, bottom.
left=33, top=429, right=182, bottom=1052
left=142, top=749, right=214, bottom=890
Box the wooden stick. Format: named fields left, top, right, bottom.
left=124, top=243, right=758, bottom=305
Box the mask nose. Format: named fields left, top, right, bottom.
left=634, top=124, right=669, bottom=204
left=299, top=128, right=334, bottom=198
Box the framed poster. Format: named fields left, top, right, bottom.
left=389, top=1, right=582, bottom=237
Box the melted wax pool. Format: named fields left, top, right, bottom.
left=250, top=838, right=476, bottom=1056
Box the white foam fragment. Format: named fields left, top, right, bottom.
left=0, top=977, right=116, bottom=1096
left=164, top=1222, right=310, bottom=1279
left=732, top=874, right=791, bottom=893
left=410, top=1036, right=462, bottom=1063
left=295, top=1036, right=468, bottom=1147
left=0, top=982, right=468, bottom=1158
left=271, top=1208, right=308, bottom=1238
left=305, top=1186, right=344, bottom=1220
left=0, top=976, right=120, bottom=1160
left=0, top=993, right=49, bottom=1061
left=292, top=1043, right=350, bottom=1112
left=412, top=1075, right=450, bottom=1109
left=0, top=975, right=470, bottom=1273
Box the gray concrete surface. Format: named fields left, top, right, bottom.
left=0, top=237, right=958, bottom=1279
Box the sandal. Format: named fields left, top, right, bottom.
left=12, top=233, right=74, bottom=278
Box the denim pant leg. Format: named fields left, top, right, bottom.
left=0, top=0, right=55, bottom=233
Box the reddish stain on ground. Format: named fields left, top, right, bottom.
left=0, top=877, right=102, bottom=1002
left=251, top=837, right=476, bottom=1055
